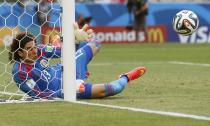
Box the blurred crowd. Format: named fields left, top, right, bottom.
left=75, top=0, right=210, bottom=3
left=75, top=0, right=126, bottom=4
left=149, top=0, right=210, bottom=2
left=0, top=0, right=209, bottom=3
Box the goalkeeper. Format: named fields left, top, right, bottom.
left=9, top=23, right=146, bottom=99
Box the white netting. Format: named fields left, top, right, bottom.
left=0, top=0, right=63, bottom=102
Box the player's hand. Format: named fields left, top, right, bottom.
left=74, top=22, right=94, bottom=43
left=51, top=34, right=61, bottom=47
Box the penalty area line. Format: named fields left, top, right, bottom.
left=75, top=101, right=210, bottom=121
left=168, top=61, right=210, bottom=67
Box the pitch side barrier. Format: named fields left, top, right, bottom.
left=0, top=3, right=210, bottom=44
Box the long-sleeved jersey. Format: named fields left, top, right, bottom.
left=12, top=41, right=95, bottom=99
left=12, top=45, right=63, bottom=99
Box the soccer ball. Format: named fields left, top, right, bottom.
left=173, top=10, right=199, bottom=36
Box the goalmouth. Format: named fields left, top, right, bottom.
left=0, top=0, right=76, bottom=103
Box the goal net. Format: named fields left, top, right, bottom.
left=0, top=0, right=76, bottom=103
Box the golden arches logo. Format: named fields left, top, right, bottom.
left=148, top=28, right=164, bottom=43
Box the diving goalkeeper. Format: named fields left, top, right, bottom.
left=9, top=23, right=146, bottom=99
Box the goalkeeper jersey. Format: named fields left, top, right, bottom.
left=12, top=43, right=93, bottom=99
left=12, top=45, right=63, bottom=98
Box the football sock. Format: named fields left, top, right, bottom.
left=104, top=76, right=128, bottom=96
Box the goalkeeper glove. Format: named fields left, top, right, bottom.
left=51, top=34, right=61, bottom=47
left=74, top=22, right=94, bottom=44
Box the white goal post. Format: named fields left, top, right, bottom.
left=62, top=0, right=76, bottom=101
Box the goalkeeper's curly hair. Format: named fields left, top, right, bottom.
left=9, top=32, right=36, bottom=63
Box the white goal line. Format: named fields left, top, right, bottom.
left=75, top=101, right=210, bottom=121
left=0, top=91, right=25, bottom=96
left=0, top=98, right=62, bottom=104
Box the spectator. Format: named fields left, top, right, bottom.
left=127, top=0, right=149, bottom=42
left=76, top=14, right=92, bottom=28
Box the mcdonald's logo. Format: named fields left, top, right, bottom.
left=148, top=28, right=165, bottom=43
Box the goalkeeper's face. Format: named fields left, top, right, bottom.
left=18, top=41, right=38, bottom=64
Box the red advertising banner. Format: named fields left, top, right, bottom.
left=91, top=25, right=167, bottom=43
left=41, top=25, right=167, bottom=44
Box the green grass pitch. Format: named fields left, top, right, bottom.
left=0, top=43, right=210, bottom=126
